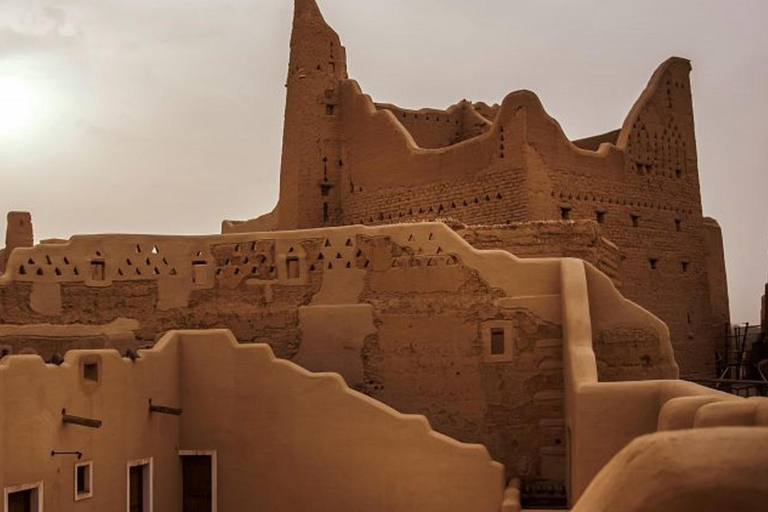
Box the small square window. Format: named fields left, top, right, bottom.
left=83, top=362, right=99, bottom=382
left=649, top=258, right=659, bottom=270
left=631, top=215, right=640, bottom=228
left=326, top=104, right=335, bottom=116
left=681, top=261, right=690, bottom=273
left=596, top=211, right=606, bottom=224
left=75, top=461, right=93, bottom=501
left=491, top=328, right=505, bottom=355
left=560, top=207, right=572, bottom=220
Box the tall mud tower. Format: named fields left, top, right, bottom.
left=277, top=0, right=348, bottom=230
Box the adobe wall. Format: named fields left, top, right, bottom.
left=326, top=60, right=722, bottom=379
left=0, top=223, right=674, bottom=486
left=559, top=257, right=768, bottom=505
left=534, top=58, right=720, bottom=380
left=245, top=0, right=729, bottom=380
left=0, top=346, right=183, bottom=512
left=457, top=220, right=620, bottom=285
left=0, top=212, right=34, bottom=275
left=702, top=217, right=730, bottom=329
left=570, top=428, right=768, bottom=512
left=374, top=101, right=492, bottom=150
left=0, top=330, right=504, bottom=512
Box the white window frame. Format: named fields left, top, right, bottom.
left=4, top=481, right=44, bottom=512
left=126, top=458, right=153, bottom=512
left=74, top=460, right=94, bottom=501
left=178, top=450, right=218, bottom=512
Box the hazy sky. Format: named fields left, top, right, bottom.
left=0, top=0, right=766, bottom=323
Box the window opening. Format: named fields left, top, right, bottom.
left=75, top=461, right=93, bottom=501
left=286, top=257, right=300, bottom=280
left=83, top=362, right=99, bottom=383
left=491, top=328, right=505, bottom=355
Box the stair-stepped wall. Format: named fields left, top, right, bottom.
left=0, top=329, right=505, bottom=512
left=0, top=222, right=682, bottom=488
left=177, top=330, right=505, bottom=512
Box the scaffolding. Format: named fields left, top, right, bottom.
left=696, top=323, right=768, bottom=397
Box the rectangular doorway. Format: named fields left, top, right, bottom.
left=4, top=482, right=43, bottom=512
left=180, top=451, right=217, bottom=512
left=127, top=459, right=153, bottom=512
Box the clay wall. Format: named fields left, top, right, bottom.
left=0, top=212, right=34, bottom=275
left=457, top=221, right=620, bottom=284
left=337, top=85, right=541, bottom=228
left=0, top=223, right=673, bottom=486
left=571, top=129, right=621, bottom=151
left=374, top=101, right=492, bottom=150
left=276, top=0, right=348, bottom=229
left=0, top=330, right=504, bottom=512
left=703, top=218, right=730, bottom=330
left=231, top=0, right=728, bottom=379
left=534, top=59, right=718, bottom=379
left=560, top=258, right=768, bottom=506
left=473, top=102, right=500, bottom=122
left=323, top=58, right=723, bottom=379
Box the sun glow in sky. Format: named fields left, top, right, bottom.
left=0, top=75, right=47, bottom=141
left=0, top=0, right=766, bottom=323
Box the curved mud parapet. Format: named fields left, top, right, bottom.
left=0, top=329, right=504, bottom=512
left=584, top=262, right=678, bottom=382
left=572, top=428, right=768, bottom=512
left=222, top=207, right=279, bottom=234
left=561, top=256, right=765, bottom=505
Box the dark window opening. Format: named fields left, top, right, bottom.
left=287, top=257, right=300, bottom=280
left=560, top=207, right=572, bottom=220
left=596, top=211, right=606, bottom=224
left=491, top=328, right=505, bottom=355
left=682, top=261, right=690, bottom=273
left=320, top=183, right=332, bottom=197
left=83, top=362, right=99, bottom=382
left=7, top=489, right=33, bottom=512
left=631, top=215, right=640, bottom=228
left=649, top=258, right=659, bottom=270
left=76, top=464, right=91, bottom=496
left=326, top=104, right=335, bottom=116
left=675, top=219, right=682, bottom=232
left=675, top=169, right=682, bottom=179
left=129, top=464, right=145, bottom=512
